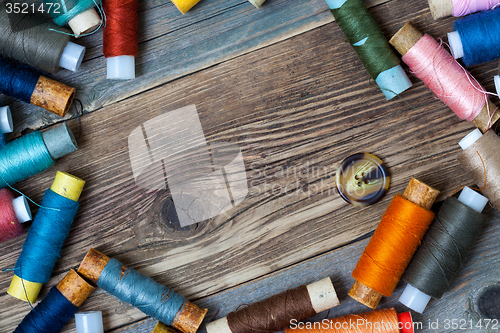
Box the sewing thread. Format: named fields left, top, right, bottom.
left=452, top=0, right=500, bottom=17
left=102, top=0, right=138, bottom=58
left=0, top=188, right=22, bottom=242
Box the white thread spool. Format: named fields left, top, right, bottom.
left=75, top=311, right=104, bottom=333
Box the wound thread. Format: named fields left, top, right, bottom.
left=404, top=197, right=486, bottom=298
left=452, top=0, right=500, bottom=17
left=102, top=0, right=138, bottom=58
left=47, top=0, right=102, bottom=26
left=352, top=194, right=435, bottom=297
left=0, top=188, right=22, bottom=242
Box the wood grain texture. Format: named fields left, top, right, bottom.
left=1, top=0, right=500, bottom=331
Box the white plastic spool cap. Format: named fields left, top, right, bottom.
left=75, top=311, right=104, bottom=333
left=458, top=186, right=488, bottom=213
left=495, top=75, right=500, bottom=96
left=0, top=106, right=13, bottom=133
left=107, top=56, right=135, bottom=80
left=448, top=31, right=464, bottom=59
left=59, top=42, right=86, bottom=72
left=399, top=284, right=432, bottom=313
left=12, top=196, right=32, bottom=223
left=459, top=128, right=483, bottom=150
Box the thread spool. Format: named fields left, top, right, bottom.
left=0, top=6, right=86, bottom=72
left=103, top=0, right=138, bottom=80
left=0, top=57, right=76, bottom=116
left=326, top=0, right=412, bottom=100
left=284, top=308, right=414, bottom=333
left=248, top=0, right=266, bottom=8
left=457, top=129, right=500, bottom=212
left=77, top=248, right=208, bottom=333
left=152, top=322, right=182, bottom=333
left=348, top=178, right=439, bottom=309
left=207, top=277, right=339, bottom=333
left=389, top=22, right=499, bottom=133
left=8, top=171, right=85, bottom=303
left=0, top=104, right=13, bottom=148
left=428, top=0, right=500, bottom=19
left=0, top=189, right=32, bottom=243
left=0, top=122, right=78, bottom=189
left=75, top=311, right=104, bottom=333
left=45, top=0, right=102, bottom=37
left=399, top=187, right=488, bottom=313
left=447, top=7, right=500, bottom=66
left=14, top=269, right=95, bottom=333
left=495, top=75, right=500, bottom=96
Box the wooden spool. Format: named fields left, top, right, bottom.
left=57, top=269, right=95, bottom=307
left=348, top=178, right=440, bottom=309
left=30, top=76, right=76, bottom=117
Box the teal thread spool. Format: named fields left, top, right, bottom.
left=8, top=172, right=86, bottom=303
left=78, top=249, right=208, bottom=333
left=0, top=122, right=77, bottom=188
left=326, top=0, right=412, bottom=99
left=46, top=0, right=102, bottom=37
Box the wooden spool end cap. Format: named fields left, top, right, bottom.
left=172, top=301, right=208, bottom=333
left=402, top=178, right=440, bottom=210
left=348, top=280, right=383, bottom=309
left=389, top=22, right=424, bottom=56
left=473, top=100, right=500, bottom=133
left=249, top=0, right=266, bottom=8
left=30, top=75, right=76, bottom=117
left=77, top=248, right=111, bottom=285
left=51, top=171, right=85, bottom=202
left=427, top=0, right=453, bottom=19
left=57, top=269, right=95, bottom=307
left=306, top=277, right=340, bottom=313
left=152, top=322, right=182, bottom=333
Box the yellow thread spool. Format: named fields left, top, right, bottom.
left=7, top=171, right=86, bottom=302
left=171, top=0, right=201, bottom=14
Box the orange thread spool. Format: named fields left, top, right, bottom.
left=349, top=178, right=439, bottom=309
left=285, top=308, right=414, bottom=333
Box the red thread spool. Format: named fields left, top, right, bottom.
left=0, top=189, right=32, bottom=243
left=103, top=0, right=139, bottom=80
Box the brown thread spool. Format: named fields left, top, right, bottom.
left=348, top=178, right=440, bottom=309
left=389, top=22, right=499, bottom=133
left=77, top=248, right=207, bottom=333
left=31, top=76, right=76, bottom=117
left=206, top=277, right=339, bottom=333
left=457, top=130, right=500, bottom=212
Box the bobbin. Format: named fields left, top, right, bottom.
left=42, top=122, right=79, bottom=160
left=152, top=322, right=182, bottom=333
left=68, top=8, right=102, bottom=37
left=389, top=22, right=500, bottom=133
left=75, top=311, right=104, bottom=333
left=349, top=178, right=440, bottom=309
left=399, top=186, right=488, bottom=313
left=78, top=248, right=208, bottom=333
left=427, top=0, right=453, bottom=19
left=12, top=195, right=32, bottom=223
left=206, top=277, right=340, bottom=333
left=8, top=171, right=85, bottom=303
left=170, top=0, right=201, bottom=14
left=248, top=0, right=266, bottom=8
left=31, top=75, right=76, bottom=117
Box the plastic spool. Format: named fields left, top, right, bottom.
left=0, top=106, right=13, bottom=134
left=495, top=75, right=500, bottom=96
left=12, top=196, right=32, bottom=223
left=459, top=128, right=483, bottom=150
left=399, top=186, right=488, bottom=313
left=107, top=56, right=135, bottom=80
left=68, top=8, right=102, bottom=37
left=249, top=0, right=266, bottom=8
left=75, top=311, right=104, bottom=333
left=448, top=31, right=464, bottom=59
left=59, top=42, right=86, bottom=72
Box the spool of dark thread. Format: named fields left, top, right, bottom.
left=0, top=6, right=86, bottom=73
left=399, top=187, right=488, bottom=313
left=0, top=122, right=78, bottom=189
left=77, top=248, right=208, bottom=333
left=14, top=269, right=95, bottom=333
left=206, top=277, right=340, bottom=333
left=457, top=129, right=500, bottom=212
left=0, top=56, right=76, bottom=117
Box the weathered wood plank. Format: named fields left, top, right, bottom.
left=114, top=204, right=500, bottom=333
left=1, top=0, right=499, bottom=331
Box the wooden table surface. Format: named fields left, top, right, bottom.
left=1, top=0, right=500, bottom=332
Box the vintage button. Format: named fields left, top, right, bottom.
left=336, top=153, right=390, bottom=206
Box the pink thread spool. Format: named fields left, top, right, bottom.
left=428, top=0, right=500, bottom=19
left=389, top=22, right=499, bottom=133
left=0, top=189, right=32, bottom=243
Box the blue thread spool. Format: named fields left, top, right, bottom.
left=448, top=7, right=500, bottom=66
left=0, top=122, right=77, bottom=189
left=14, top=269, right=95, bottom=333
left=46, top=0, right=102, bottom=36
left=8, top=171, right=85, bottom=303
left=0, top=56, right=76, bottom=117
left=78, top=249, right=208, bottom=333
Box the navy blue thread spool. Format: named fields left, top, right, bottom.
left=14, top=269, right=95, bottom=333
left=77, top=249, right=208, bottom=333
left=0, top=56, right=76, bottom=116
